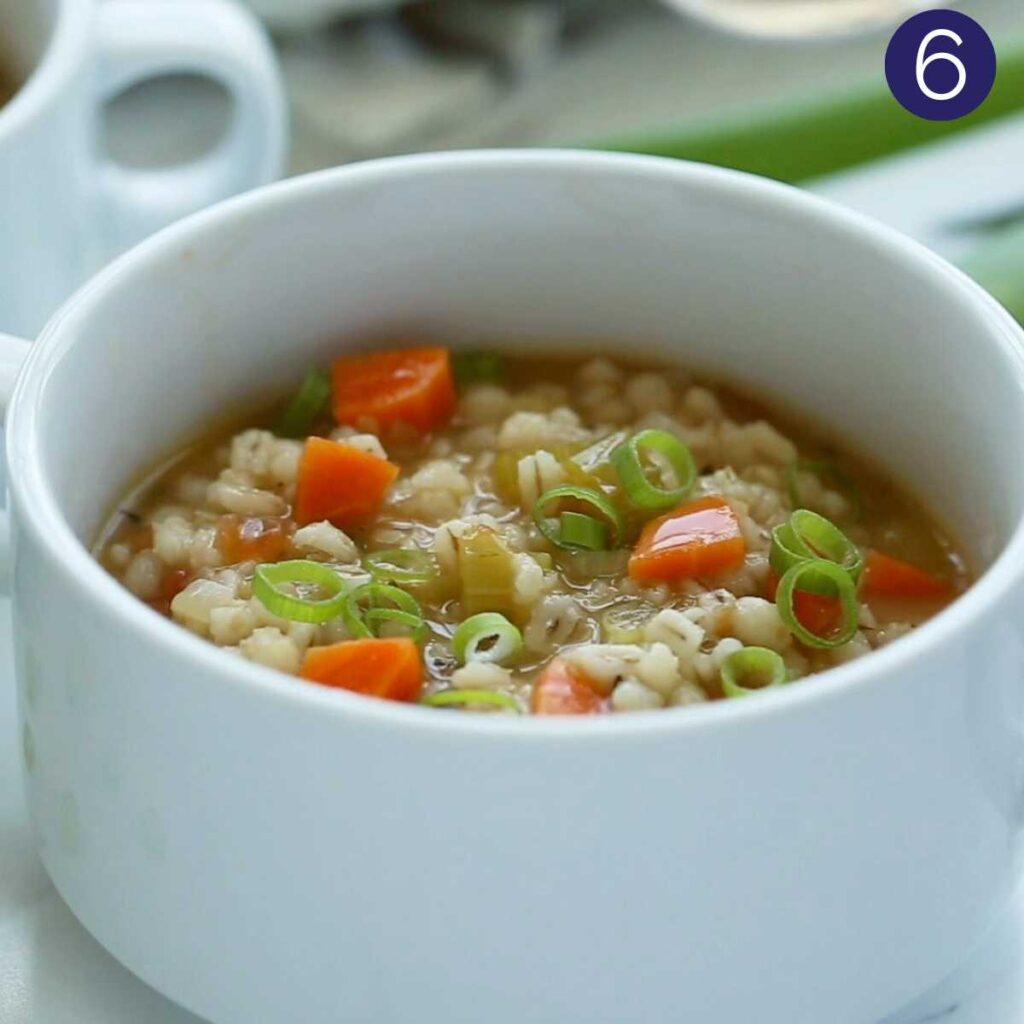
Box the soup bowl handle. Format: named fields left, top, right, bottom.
left=0, top=333, right=33, bottom=591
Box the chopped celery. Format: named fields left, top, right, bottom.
left=492, top=450, right=524, bottom=504
left=572, top=431, right=629, bottom=483
left=601, top=601, right=656, bottom=644
left=459, top=527, right=518, bottom=620
left=560, top=549, right=630, bottom=581
left=494, top=440, right=612, bottom=506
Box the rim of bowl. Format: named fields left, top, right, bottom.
left=0, top=0, right=88, bottom=141
left=11, top=149, right=1024, bottom=742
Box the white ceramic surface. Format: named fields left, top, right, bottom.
left=659, top=0, right=938, bottom=37
left=2, top=151, right=1024, bottom=1024
left=0, top=0, right=285, bottom=338
left=0, top=584, right=1020, bottom=1024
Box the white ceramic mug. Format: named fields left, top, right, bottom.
left=3, top=151, right=1024, bottom=1024
left=0, top=0, right=285, bottom=337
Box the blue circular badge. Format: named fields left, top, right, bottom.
left=885, top=9, right=996, bottom=121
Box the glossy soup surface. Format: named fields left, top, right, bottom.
left=95, top=349, right=969, bottom=715
left=0, top=62, right=15, bottom=108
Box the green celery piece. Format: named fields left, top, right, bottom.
left=459, top=527, right=518, bottom=619
left=593, top=36, right=1024, bottom=184
left=960, top=219, right=1024, bottom=324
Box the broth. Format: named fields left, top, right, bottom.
left=0, top=62, right=16, bottom=108
left=95, top=348, right=969, bottom=715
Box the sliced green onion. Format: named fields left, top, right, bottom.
left=253, top=560, right=347, bottom=624
left=721, top=646, right=788, bottom=698
left=277, top=367, right=331, bottom=438
left=611, top=429, right=697, bottom=510
left=364, top=548, right=439, bottom=585
left=452, top=612, right=523, bottom=666
left=364, top=608, right=429, bottom=645
left=786, top=459, right=864, bottom=521
left=776, top=559, right=859, bottom=649
left=793, top=506, right=865, bottom=583
left=343, top=583, right=426, bottom=642
left=770, top=509, right=864, bottom=583
left=533, top=485, right=624, bottom=550
left=452, top=351, right=504, bottom=387
left=558, top=512, right=608, bottom=551
left=421, top=689, right=520, bottom=713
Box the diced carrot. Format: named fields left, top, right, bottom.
left=161, top=568, right=192, bottom=601
left=294, top=437, right=399, bottom=529
left=531, top=659, right=608, bottom=715
left=146, top=569, right=193, bottom=617
left=792, top=590, right=843, bottom=638
left=216, top=515, right=289, bottom=564
left=628, top=496, right=746, bottom=585
left=862, top=550, right=952, bottom=599
left=300, top=638, right=423, bottom=702
left=766, top=569, right=842, bottom=637
left=120, top=519, right=154, bottom=552
left=332, top=347, right=456, bottom=434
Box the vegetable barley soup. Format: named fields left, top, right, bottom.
left=96, top=347, right=969, bottom=715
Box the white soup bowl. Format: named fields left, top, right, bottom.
left=3, top=151, right=1024, bottom=1024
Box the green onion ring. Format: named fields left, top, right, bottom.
left=363, top=608, right=429, bottom=645
left=533, top=485, right=624, bottom=550
left=776, top=559, right=860, bottom=649
left=421, top=689, right=520, bottom=713
left=253, top=560, right=347, bottom=624
left=364, top=548, right=440, bottom=585
left=770, top=524, right=839, bottom=595
left=558, top=511, right=608, bottom=551
left=452, top=613, right=523, bottom=666
left=770, top=509, right=863, bottom=583
left=721, top=646, right=788, bottom=699
left=343, top=582, right=425, bottom=640
left=611, top=429, right=697, bottom=510
left=786, top=459, right=864, bottom=521
left=277, top=367, right=331, bottom=438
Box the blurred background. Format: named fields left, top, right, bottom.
left=105, top=0, right=1019, bottom=168
left=107, top=0, right=1024, bottom=311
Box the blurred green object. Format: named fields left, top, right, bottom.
left=597, top=36, right=1024, bottom=184
left=596, top=34, right=1024, bottom=323
left=960, top=218, right=1024, bottom=322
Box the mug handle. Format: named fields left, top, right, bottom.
left=95, top=0, right=287, bottom=256
left=0, top=333, right=31, bottom=416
